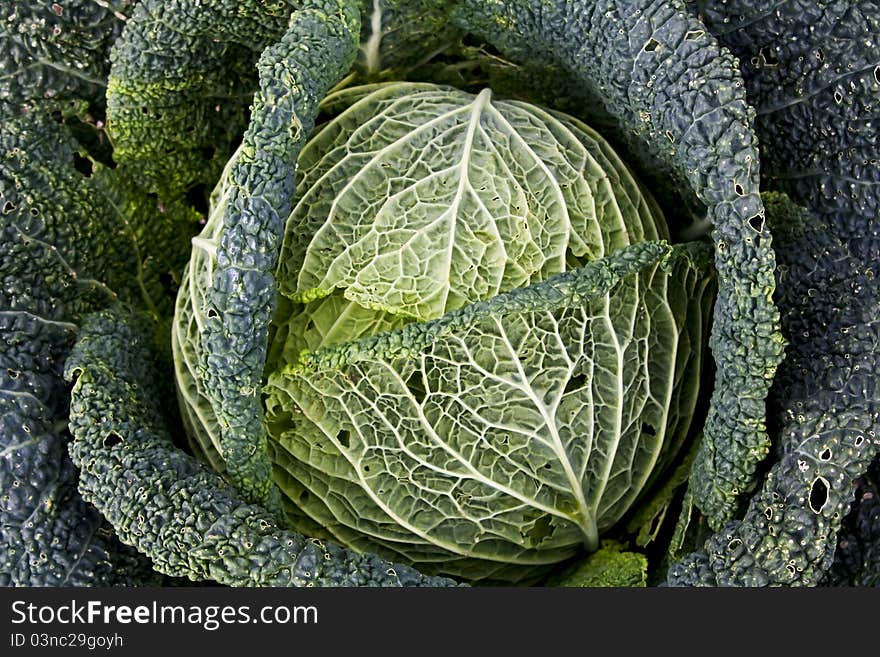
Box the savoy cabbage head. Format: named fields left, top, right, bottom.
left=173, top=80, right=715, bottom=581
left=1, top=0, right=877, bottom=588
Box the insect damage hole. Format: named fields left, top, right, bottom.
left=406, top=370, right=427, bottom=404
left=758, top=47, right=779, bottom=67
left=103, top=432, right=123, bottom=448
left=643, top=38, right=660, bottom=52
left=563, top=372, right=588, bottom=395
left=748, top=214, right=764, bottom=233
left=808, top=476, right=830, bottom=513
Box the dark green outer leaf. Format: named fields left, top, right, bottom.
left=667, top=193, right=879, bottom=586
left=823, top=459, right=880, bottom=586
left=689, top=0, right=880, bottom=263
left=65, top=308, right=457, bottom=587
left=452, top=0, right=785, bottom=530
left=0, top=0, right=134, bottom=112
left=198, top=1, right=361, bottom=510
left=0, top=111, right=162, bottom=586
left=106, top=0, right=300, bottom=197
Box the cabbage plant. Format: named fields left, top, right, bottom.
left=1, top=0, right=877, bottom=588
left=174, top=81, right=715, bottom=580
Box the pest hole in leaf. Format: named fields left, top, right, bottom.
left=819, top=448, right=832, bottom=461
left=734, top=182, right=744, bottom=196
left=758, top=47, right=779, bottom=67
left=363, top=465, right=370, bottom=473
left=809, top=476, right=829, bottom=513
left=406, top=370, right=427, bottom=404
left=874, top=66, right=880, bottom=86
left=564, top=373, right=587, bottom=395
left=2, top=201, right=14, bottom=214
left=103, top=432, right=123, bottom=448
left=834, top=90, right=843, bottom=104
left=525, top=516, right=553, bottom=542
left=748, top=214, right=764, bottom=233
left=854, top=435, right=864, bottom=446
left=72, top=152, right=92, bottom=177
left=336, top=429, right=350, bottom=448
left=641, top=423, right=656, bottom=437
left=643, top=38, right=660, bottom=52
left=685, top=30, right=704, bottom=41
left=29, top=207, right=38, bottom=216
left=207, top=308, right=219, bottom=319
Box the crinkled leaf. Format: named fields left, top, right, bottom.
left=280, top=81, right=666, bottom=322
left=0, top=109, right=190, bottom=586
left=66, top=308, right=457, bottom=587
left=106, top=0, right=300, bottom=197
left=181, top=1, right=361, bottom=509
left=452, top=0, right=785, bottom=532
left=823, top=458, right=880, bottom=587
left=264, top=242, right=714, bottom=582
left=689, top=0, right=880, bottom=263
left=0, top=0, right=134, bottom=112
left=667, top=193, right=879, bottom=586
